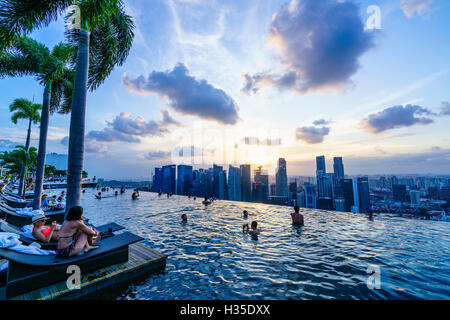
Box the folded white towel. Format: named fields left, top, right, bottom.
left=0, top=232, right=55, bottom=255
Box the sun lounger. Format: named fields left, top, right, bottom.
left=19, top=222, right=125, bottom=249
left=0, top=231, right=143, bottom=299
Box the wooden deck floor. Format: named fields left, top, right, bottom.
left=10, top=243, right=166, bottom=300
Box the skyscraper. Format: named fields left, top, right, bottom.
left=177, top=165, right=193, bottom=195
left=316, top=155, right=333, bottom=210
left=240, top=164, right=251, bottom=202
left=333, top=157, right=345, bottom=198
left=393, top=184, right=407, bottom=202
left=342, top=179, right=354, bottom=212
left=357, top=177, right=370, bottom=213
left=253, top=166, right=269, bottom=202
left=351, top=177, right=370, bottom=213
left=162, top=165, right=176, bottom=194
left=333, top=157, right=344, bottom=181
left=153, top=168, right=162, bottom=192
left=316, top=155, right=326, bottom=175
left=304, top=182, right=317, bottom=209
left=218, top=169, right=227, bottom=199
left=227, top=165, right=242, bottom=201
left=275, top=158, right=288, bottom=197
left=410, top=190, right=421, bottom=208
left=212, top=164, right=223, bottom=198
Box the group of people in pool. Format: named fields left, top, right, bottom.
left=31, top=206, right=101, bottom=257
left=94, top=186, right=133, bottom=200
left=179, top=205, right=304, bottom=236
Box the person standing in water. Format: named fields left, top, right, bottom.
left=291, top=206, right=304, bottom=226
left=181, top=214, right=188, bottom=222
left=243, top=221, right=260, bottom=235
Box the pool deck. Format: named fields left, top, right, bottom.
left=0, top=218, right=167, bottom=300
left=9, top=242, right=166, bottom=300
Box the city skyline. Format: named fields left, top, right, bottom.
left=1, top=0, right=450, bottom=180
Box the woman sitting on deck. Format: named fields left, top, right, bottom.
left=56, top=206, right=100, bottom=257
left=32, top=213, right=60, bottom=243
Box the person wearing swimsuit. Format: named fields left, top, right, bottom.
left=56, top=206, right=100, bottom=257
left=31, top=213, right=60, bottom=243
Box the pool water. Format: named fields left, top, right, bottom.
left=80, top=190, right=450, bottom=300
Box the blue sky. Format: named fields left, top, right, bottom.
left=1, top=0, right=449, bottom=180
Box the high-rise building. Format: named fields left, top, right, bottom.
left=162, top=165, right=176, bottom=194
left=177, top=165, right=193, bottom=195
left=357, top=177, right=370, bottom=213
left=152, top=168, right=162, bottom=192
left=317, top=173, right=334, bottom=199
left=316, top=155, right=334, bottom=209
left=227, top=165, right=242, bottom=201
left=333, top=157, right=345, bottom=198
left=297, top=191, right=306, bottom=208
left=240, top=164, right=251, bottom=202
left=212, top=165, right=224, bottom=199
left=428, top=187, right=439, bottom=200
left=253, top=166, right=269, bottom=202
left=410, top=190, right=421, bottom=208
left=393, top=184, right=407, bottom=202
left=275, top=158, right=288, bottom=197
left=289, top=181, right=297, bottom=201
left=351, top=177, right=360, bottom=213
left=333, top=157, right=344, bottom=181
left=334, top=198, right=346, bottom=212
left=316, top=155, right=326, bottom=175
left=218, top=170, right=227, bottom=199
left=304, top=182, right=317, bottom=209
left=342, top=179, right=354, bottom=212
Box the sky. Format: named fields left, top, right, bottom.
left=0, top=0, right=449, bottom=180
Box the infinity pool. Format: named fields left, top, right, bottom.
left=79, top=190, right=450, bottom=300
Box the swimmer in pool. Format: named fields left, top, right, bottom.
left=243, top=210, right=249, bottom=218
left=95, top=192, right=102, bottom=199
left=291, top=206, right=304, bottom=226
left=243, top=221, right=260, bottom=235
left=181, top=214, right=188, bottom=222
left=202, top=197, right=211, bottom=206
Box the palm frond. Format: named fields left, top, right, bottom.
left=65, top=1, right=134, bottom=91
left=0, top=0, right=74, bottom=45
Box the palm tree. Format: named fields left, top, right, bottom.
left=9, top=98, right=41, bottom=196
left=0, top=36, right=75, bottom=207
left=0, top=0, right=135, bottom=215
left=4, top=145, right=37, bottom=178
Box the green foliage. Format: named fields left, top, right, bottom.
left=0, top=0, right=74, bottom=46
left=0, top=145, right=37, bottom=175
left=9, top=98, right=41, bottom=124
left=0, top=37, right=76, bottom=114
left=44, top=164, right=57, bottom=177
left=65, top=0, right=134, bottom=90
left=82, top=170, right=88, bottom=178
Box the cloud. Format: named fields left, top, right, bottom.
left=243, top=137, right=282, bottom=146
left=400, top=0, right=435, bottom=18
left=60, top=136, right=108, bottom=154
left=313, top=119, right=331, bottom=126
left=440, top=101, right=450, bottom=115
left=60, top=110, right=182, bottom=153
left=242, top=0, right=375, bottom=94
left=361, top=104, right=434, bottom=134
left=295, top=126, right=331, bottom=144
left=143, top=150, right=171, bottom=160
left=0, top=139, right=20, bottom=152
left=86, top=110, right=182, bottom=143
left=123, top=63, right=240, bottom=125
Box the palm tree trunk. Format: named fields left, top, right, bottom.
left=65, top=29, right=90, bottom=216
left=32, top=83, right=51, bottom=210
left=18, top=119, right=32, bottom=197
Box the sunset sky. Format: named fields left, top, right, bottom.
left=1, top=0, right=449, bottom=180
